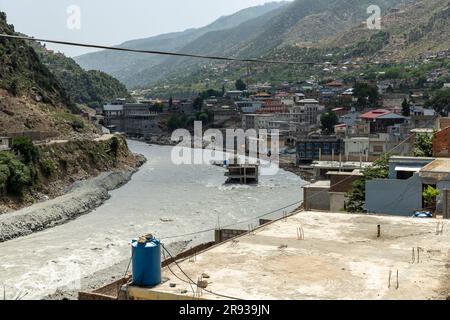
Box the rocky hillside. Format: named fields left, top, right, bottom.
left=321, top=0, right=450, bottom=61
left=32, top=42, right=130, bottom=108
left=75, top=1, right=288, bottom=88
left=0, top=12, right=99, bottom=138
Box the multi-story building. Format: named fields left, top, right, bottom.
left=296, top=135, right=344, bottom=163
left=290, top=99, right=319, bottom=125
left=234, top=101, right=262, bottom=114
left=103, top=102, right=160, bottom=139
left=241, top=114, right=275, bottom=131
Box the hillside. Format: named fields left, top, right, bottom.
left=103, top=0, right=401, bottom=90
left=321, top=0, right=450, bottom=61
left=75, top=1, right=288, bottom=88
left=141, top=0, right=450, bottom=97
left=0, top=12, right=100, bottom=138
left=32, top=42, right=130, bottom=108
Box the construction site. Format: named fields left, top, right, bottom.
left=80, top=210, right=450, bottom=300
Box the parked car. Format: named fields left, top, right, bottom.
left=413, top=211, right=433, bottom=218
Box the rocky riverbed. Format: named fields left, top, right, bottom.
left=0, top=162, right=145, bottom=242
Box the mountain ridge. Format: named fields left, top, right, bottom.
left=75, top=1, right=289, bottom=86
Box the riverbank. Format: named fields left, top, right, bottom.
left=0, top=159, right=145, bottom=242
left=0, top=142, right=304, bottom=300
left=0, top=135, right=144, bottom=212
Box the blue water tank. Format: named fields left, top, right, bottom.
left=131, top=235, right=161, bottom=287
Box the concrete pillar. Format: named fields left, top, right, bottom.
left=214, top=229, right=222, bottom=243
left=444, top=189, right=449, bottom=219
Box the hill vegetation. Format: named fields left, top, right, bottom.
left=32, top=42, right=130, bottom=108
left=0, top=11, right=98, bottom=137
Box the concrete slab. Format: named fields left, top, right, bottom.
left=128, top=211, right=450, bottom=300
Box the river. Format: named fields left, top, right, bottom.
left=0, top=141, right=305, bottom=299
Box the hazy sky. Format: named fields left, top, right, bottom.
left=0, top=0, right=284, bottom=57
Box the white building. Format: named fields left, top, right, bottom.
left=344, top=137, right=369, bottom=158
left=242, top=114, right=276, bottom=131
left=290, top=99, right=319, bottom=125
left=0, top=137, right=11, bottom=151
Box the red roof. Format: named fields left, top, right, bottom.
left=360, top=109, right=392, bottom=120
left=326, top=80, right=343, bottom=87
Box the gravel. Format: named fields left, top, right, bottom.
left=0, top=168, right=140, bottom=243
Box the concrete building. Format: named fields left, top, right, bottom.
left=366, top=156, right=450, bottom=216
left=241, top=114, right=275, bottom=131
left=344, top=137, right=369, bottom=159
left=291, top=99, right=319, bottom=125
left=302, top=160, right=371, bottom=181
left=103, top=104, right=124, bottom=132
left=328, top=170, right=363, bottom=212
left=103, top=103, right=159, bottom=139
left=0, top=137, right=11, bottom=151
left=359, top=109, right=408, bottom=134
left=275, top=92, right=295, bottom=106
left=225, top=90, right=244, bottom=99
left=117, top=211, right=450, bottom=300
left=296, top=135, right=344, bottom=163
left=303, top=180, right=330, bottom=211
left=234, top=101, right=262, bottom=114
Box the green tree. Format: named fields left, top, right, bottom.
left=0, top=152, right=33, bottom=196
left=167, top=114, right=181, bottom=131
left=235, top=79, right=247, bottom=91
left=346, top=154, right=390, bottom=213
left=0, top=163, right=10, bottom=194
left=168, top=96, right=173, bottom=111
left=414, top=133, right=434, bottom=157
left=401, top=98, right=410, bottom=117
left=192, top=96, right=204, bottom=111
left=198, top=113, right=209, bottom=123
left=426, top=88, right=450, bottom=116
left=353, top=83, right=379, bottom=110
left=422, top=185, right=439, bottom=211
left=11, top=137, right=38, bottom=164
left=320, top=111, right=338, bottom=134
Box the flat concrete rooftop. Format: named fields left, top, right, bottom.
left=128, top=211, right=450, bottom=300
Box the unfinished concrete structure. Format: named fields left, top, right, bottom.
left=366, top=157, right=450, bottom=216
left=225, top=163, right=259, bottom=184
left=120, top=211, right=450, bottom=300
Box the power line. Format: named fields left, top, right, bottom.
left=0, top=33, right=317, bottom=65
left=0, top=33, right=390, bottom=67
left=160, top=200, right=302, bottom=240
left=161, top=243, right=242, bottom=300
